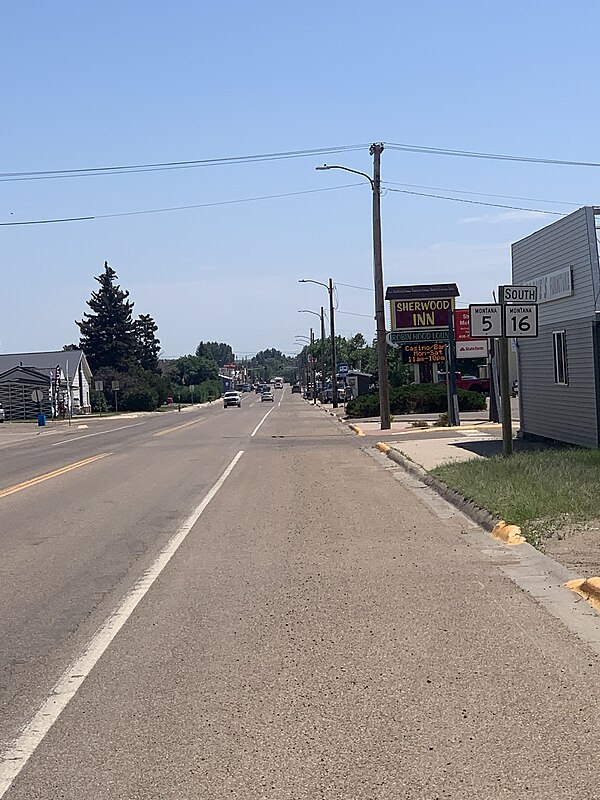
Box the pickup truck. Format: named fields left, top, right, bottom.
left=437, top=371, right=490, bottom=394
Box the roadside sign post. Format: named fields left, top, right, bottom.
left=470, top=288, right=539, bottom=457
left=446, top=309, right=460, bottom=427
left=94, top=380, right=104, bottom=416
left=111, top=381, right=120, bottom=413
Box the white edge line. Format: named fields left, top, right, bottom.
left=0, top=449, right=245, bottom=797
left=51, top=422, right=146, bottom=446
left=250, top=406, right=275, bottom=437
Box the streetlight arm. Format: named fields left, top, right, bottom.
left=298, top=278, right=329, bottom=290
left=316, top=164, right=373, bottom=189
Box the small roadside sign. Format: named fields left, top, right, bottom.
left=94, top=380, right=104, bottom=392
left=469, top=304, right=503, bottom=338
left=504, top=304, right=538, bottom=337
left=31, top=388, right=44, bottom=403
left=338, top=363, right=349, bottom=374
left=387, top=329, right=449, bottom=347
left=111, top=381, right=120, bottom=390
left=500, top=285, right=538, bottom=304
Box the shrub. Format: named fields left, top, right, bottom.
left=121, top=387, right=159, bottom=412
left=91, top=390, right=108, bottom=413
left=345, top=383, right=486, bottom=418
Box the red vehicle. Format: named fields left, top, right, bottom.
left=437, top=371, right=489, bottom=394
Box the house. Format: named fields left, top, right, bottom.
left=512, top=206, right=600, bottom=448
left=0, top=350, right=93, bottom=420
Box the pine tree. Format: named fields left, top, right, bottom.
left=134, top=313, right=161, bottom=372
left=76, top=262, right=137, bottom=372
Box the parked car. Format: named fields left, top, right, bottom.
left=223, top=391, right=242, bottom=408
left=291, top=384, right=301, bottom=394
left=0, top=404, right=5, bottom=422
left=261, top=389, right=274, bottom=402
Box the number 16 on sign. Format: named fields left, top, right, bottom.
left=504, top=304, right=538, bottom=337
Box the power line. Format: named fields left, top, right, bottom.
left=0, top=183, right=364, bottom=227
left=386, top=142, right=600, bottom=169
left=382, top=181, right=579, bottom=207
left=335, top=281, right=374, bottom=291
left=384, top=187, right=564, bottom=215
left=0, top=144, right=369, bottom=183
left=337, top=310, right=374, bottom=318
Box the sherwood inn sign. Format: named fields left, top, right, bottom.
left=385, top=283, right=460, bottom=343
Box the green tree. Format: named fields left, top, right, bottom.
left=196, top=341, right=234, bottom=367
left=134, top=313, right=161, bottom=372
left=173, top=354, right=219, bottom=386
left=76, top=261, right=136, bottom=372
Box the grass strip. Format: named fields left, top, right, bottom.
left=431, top=448, right=600, bottom=545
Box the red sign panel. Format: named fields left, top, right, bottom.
left=392, top=297, right=453, bottom=330
left=454, top=309, right=471, bottom=341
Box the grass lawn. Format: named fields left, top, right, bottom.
left=431, top=448, right=600, bottom=545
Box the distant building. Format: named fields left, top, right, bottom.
left=512, top=207, right=600, bottom=448
left=0, top=350, right=92, bottom=420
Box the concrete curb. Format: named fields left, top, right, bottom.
left=375, top=442, right=499, bottom=533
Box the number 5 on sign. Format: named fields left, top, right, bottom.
left=504, top=304, right=538, bottom=337
left=469, top=304, right=503, bottom=338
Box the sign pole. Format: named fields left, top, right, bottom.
left=498, top=285, right=512, bottom=456
left=447, top=309, right=460, bottom=426
left=498, top=333, right=513, bottom=456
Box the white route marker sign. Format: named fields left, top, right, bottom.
left=469, top=304, right=503, bottom=338
left=504, top=304, right=538, bottom=337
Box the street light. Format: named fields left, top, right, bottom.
left=299, top=308, right=326, bottom=405
left=315, top=143, right=391, bottom=430
left=299, top=278, right=338, bottom=408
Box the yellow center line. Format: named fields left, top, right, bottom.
left=153, top=416, right=207, bottom=438
left=0, top=453, right=111, bottom=499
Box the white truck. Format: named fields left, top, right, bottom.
left=273, top=376, right=284, bottom=389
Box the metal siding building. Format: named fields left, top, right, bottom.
left=512, top=207, right=600, bottom=447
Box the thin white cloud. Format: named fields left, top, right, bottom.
left=460, top=210, right=554, bottom=224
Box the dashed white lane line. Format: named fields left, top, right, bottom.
left=0, top=449, right=245, bottom=797
left=251, top=406, right=275, bottom=437
left=51, top=422, right=146, bottom=446
left=278, top=387, right=286, bottom=407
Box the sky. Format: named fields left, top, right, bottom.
left=2, top=0, right=600, bottom=359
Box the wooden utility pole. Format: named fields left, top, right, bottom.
left=370, top=143, right=391, bottom=430
left=329, top=278, right=338, bottom=408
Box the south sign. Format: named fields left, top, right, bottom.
left=392, top=297, right=454, bottom=331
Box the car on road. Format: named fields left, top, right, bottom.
left=291, top=384, right=301, bottom=394
left=223, top=391, right=242, bottom=408
left=0, top=405, right=4, bottom=422
left=261, top=389, right=274, bottom=402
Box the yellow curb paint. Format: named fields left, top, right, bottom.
left=154, top=417, right=205, bottom=437
left=0, top=453, right=111, bottom=499
left=490, top=520, right=526, bottom=545
left=565, top=577, right=600, bottom=612
left=349, top=424, right=365, bottom=436
left=376, top=442, right=391, bottom=454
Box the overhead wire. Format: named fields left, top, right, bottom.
left=0, top=183, right=365, bottom=227
left=383, top=186, right=564, bottom=215
left=386, top=142, right=600, bottom=169
left=0, top=144, right=370, bottom=183
left=382, top=181, right=580, bottom=207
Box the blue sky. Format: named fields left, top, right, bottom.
left=2, top=0, right=600, bottom=358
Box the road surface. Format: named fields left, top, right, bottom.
left=0, top=391, right=598, bottom=798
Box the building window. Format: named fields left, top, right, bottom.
left=553, top=331, right=568, bottom=385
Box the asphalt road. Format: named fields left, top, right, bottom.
left=1, top=390, right=599, bottom=798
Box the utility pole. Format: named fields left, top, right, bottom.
left=370, top=143, right=391, bottom=430
left=310, top=328, right=316, bottom=404
left=320, top=305, right=326, bottom=404
left=329, top=277, right=338, bottom=408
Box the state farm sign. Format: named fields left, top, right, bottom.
left=392, top=297, right=453, bottom=331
